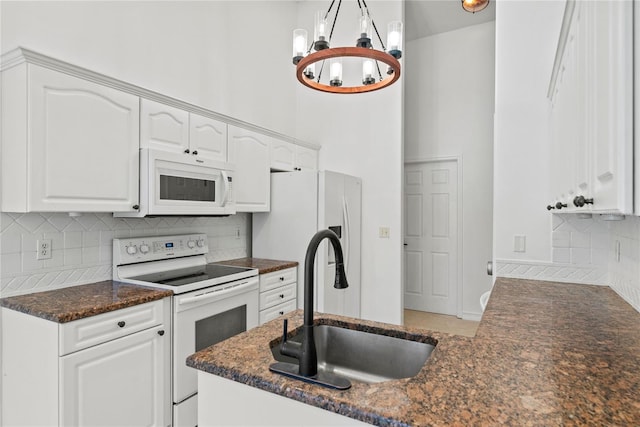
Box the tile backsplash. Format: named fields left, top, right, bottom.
left=608, top=215, right=640, bottom=312
left=497, top=213, right=640, bottom=314
left=0, top=212, right=250, bottom=297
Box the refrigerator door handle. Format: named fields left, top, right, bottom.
left=342, top=196, right=350, bottom=274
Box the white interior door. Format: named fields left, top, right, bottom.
left=404, top=161, right=458, bottom=315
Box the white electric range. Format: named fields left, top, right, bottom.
left=113, top=233, right=259, bottom=427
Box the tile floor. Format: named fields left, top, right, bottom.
left=403, top=309, right=479, bottom=337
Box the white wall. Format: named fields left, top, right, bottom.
left=493, top=1, right=564, bottom=264
left=404, top=22, right=495, bottom=319
left=294, top=1, right=404, bottom=325
left=0, top=1, right=297, bottom=136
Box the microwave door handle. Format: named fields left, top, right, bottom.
left=220, top=170, right=230, bottom=206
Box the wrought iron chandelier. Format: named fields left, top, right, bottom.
left=292, top=0, right=403, bottom=94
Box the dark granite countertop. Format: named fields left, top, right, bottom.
left=186, top=277, right=640, bottom=426
left=218, top=257, right=298, bottom=275
left=0, top=281, right=172, bottom=323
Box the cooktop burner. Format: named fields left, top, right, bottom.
left=130, top=264, right=255, bottom=288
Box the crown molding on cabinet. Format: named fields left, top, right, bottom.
left=0, top=47, right=320, bottom=150
left=547, top=0, right=576, bottom=99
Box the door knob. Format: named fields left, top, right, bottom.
left=184, top=149, right=190, bottom=154
left=546, top=205, right=555, bottom=211
left=555, top=202, right=567, bottom=210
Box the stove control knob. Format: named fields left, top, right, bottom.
left=126, top=245, right=138, bottom=255
left=187, top=240, right=196, bottom=249
left=197, top=239, right=205, bottom=248
left=139, top=244, right=150, bottom=254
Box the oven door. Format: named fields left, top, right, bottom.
left=173, top=276, right=259, bottom=404
left=144, top=148, right=235, bottom=216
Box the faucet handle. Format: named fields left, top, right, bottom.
left=282, top=319, right=288, bottom=344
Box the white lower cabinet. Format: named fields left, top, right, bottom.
left=259, top=267, right=297, bottom=325
left=198, top=373, right=367, bottom=426
left=1, top=299, right=171, bottom=427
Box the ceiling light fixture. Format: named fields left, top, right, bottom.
left=461, top=0, right=490, bottom=13
left=292, top=0, right=403, bottom=94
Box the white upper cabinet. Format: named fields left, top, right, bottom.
left=140, top=99, right=189, bottom=152
left=548, top=1, right=632, bottom=214
left=271, top=138, right=318, bottom=172
left=228, top=125, right=270, bottom=212
left=295, top=145, right=319, bottom=171
left=140, top=99, right=228, bottom=163
left=1, top=63, right=140, bottom=213
left=189, top=112, right=228, bottom=162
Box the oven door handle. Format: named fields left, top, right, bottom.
left=177, top=280, right=256, bottom=306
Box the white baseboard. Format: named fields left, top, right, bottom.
left=461, top=312, right=482, bottom=322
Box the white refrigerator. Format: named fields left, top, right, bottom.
left=252, top=170, right=362, bottom=318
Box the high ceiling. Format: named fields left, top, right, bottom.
left=405, top=0, right=496, bottom=42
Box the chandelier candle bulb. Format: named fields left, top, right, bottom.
left=357, top=15, right=372, bottom=48
left=292, top=29, right=308, bottom=65
left=330, top=59, right=343, bottom=87
left=387, top=21, right=403, bottom=59
left=362, top=59, right=375, bottom=85
left=314, top=11, right=329, bottom=50
left=303, top=62, right=315, bottom=80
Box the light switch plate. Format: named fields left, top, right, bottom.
left=379, top=227, right=390, bottom=238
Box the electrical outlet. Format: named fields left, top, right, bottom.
left=379, top=227, right=390, bottom=238
left=37, top=239, right=52, bottom=260
left=236, top=227, right=241, bottom=239
left=616, top=240, right=621, bottom=262
left=514, top=235, right=526, bottom=253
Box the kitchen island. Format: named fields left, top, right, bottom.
left=186, top=278, right=640, bottom=426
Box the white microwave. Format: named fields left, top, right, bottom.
left=117, top=149, right=235, bottom=217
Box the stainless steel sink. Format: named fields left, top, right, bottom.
left=271, top=324, right=436, bottom=384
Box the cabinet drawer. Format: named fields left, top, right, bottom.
left=259, top=283, right=296, bottom=310
left=259, top=299, right=297, bottom=325
left=59, top=300, right=165, bottom=356
left=259, top=268, right=297, bottom=292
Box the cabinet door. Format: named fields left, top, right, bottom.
left=590, top=1, right=633, bottom=213
left=60, top=325, right=169, bottom=427
left=29, top=66, right=139, bottom=212
left=140, top=98, right=189, bottom=153
left=295, top=145, right=318, bottom=171
left=189, top=113, right=228, bottom=162
left=228, top=126, right=271, bottom=212
left=271, top=138, right=296, bottom=171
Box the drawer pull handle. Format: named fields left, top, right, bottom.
left=279, top=311, right=284, bottom=315
left=279, top=294, right=285, bottom=298
left=158, top=330, right=165, bottom=336
left=117, top=321, right=125, bottom=328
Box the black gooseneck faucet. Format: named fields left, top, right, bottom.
left=278, top=229, right=349, bottom=377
